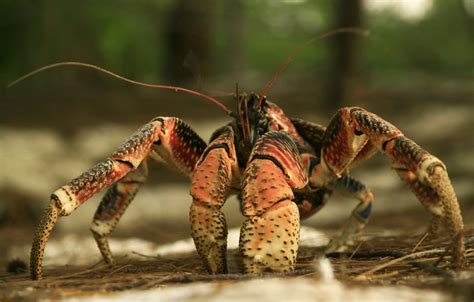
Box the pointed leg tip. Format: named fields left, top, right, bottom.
left=452, top=232, right=466, bottom=270
left=30, top=200, right=60, bottom=280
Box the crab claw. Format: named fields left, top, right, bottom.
left=30, top=200, right=60, bottom=280
left=239, top=131, right=308, bottom=273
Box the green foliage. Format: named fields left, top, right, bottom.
left=363, top=0, right=474, bottom=78
left=1, top=0, right=473, bottom=88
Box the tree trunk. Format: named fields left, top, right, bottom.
left=164, top=0, right=214, bottom=87
left=326, top=0, right=363, bottom=110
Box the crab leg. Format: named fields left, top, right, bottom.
left=30, top=200, right=59, bottom=281
left=190, top=127, right=238, bottom=274
left=240, top=132, right=308, bottom=273
left=396, top=172, right=443, bottom=235
left=31, top=117, right=207, bottom=280
left=90, top=161, right=148, bottom=264
left=309, top=107, right=465, bottom=268
left=386, top=138, right=465, bottom=266
left=31, top=154, right=141, bottom=280
left=295, top=158, right=374, bottom=252
left=31, top=122, right=158, bottom=280
left=325, top=174, right=374, bottom=252
left=353, top=108, right=464, bottom=267
left=291, top=118, right=376, bottom=246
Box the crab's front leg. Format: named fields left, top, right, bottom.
left=310, top=107, right=465, bottom=267
left=31, top=117, right=207, bottom=280
left=30, top=122, right=159, bottom=280
left=190, top=126, right=239, bottom=274
left=354, top=108, right=464, bottom=267
left=240, top=132, right=308, bottom=273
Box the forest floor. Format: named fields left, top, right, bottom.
left=0, top=223, right=473, bottom=301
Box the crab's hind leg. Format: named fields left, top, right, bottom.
left=90, top=161, right=148, bottom=265
left=190, top=126, right=238, bottom=274
left=240, top=132, right=308, bottom=273
left=325, top=174, right=374, bottom=252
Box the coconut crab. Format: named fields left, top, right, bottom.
left=11, top=30, right=464, bottom=280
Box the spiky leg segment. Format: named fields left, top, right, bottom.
left=90, top=161, right=148, bottom=264
left=190, top=127, right=237, bottom=274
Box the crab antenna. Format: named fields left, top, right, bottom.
left=236, top=83, right=247, bottom=141
left=257, top=27, right=369, bottom=107
left=8, top=61, right=233, bottom=115
left=244, top=96, right=251, bottom=141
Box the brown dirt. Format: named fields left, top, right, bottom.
left=0, top=227, right=473, bottom=300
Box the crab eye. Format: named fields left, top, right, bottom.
left=257, top=124, right=266, bottom=135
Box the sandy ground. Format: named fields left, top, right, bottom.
left=1, top=227, right=473, bottom=301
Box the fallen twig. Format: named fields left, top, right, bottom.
left=45, top=263, right=110, bottom=280
left=411, top=232, right=429, bottom=253
left=349, top=243, right=363, bottom=260
left=327, top=250, right=405, bottom=259
left=354, top=248, right=447, bottom=280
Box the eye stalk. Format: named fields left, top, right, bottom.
left=235, top=91, right=248, bottom=143
left=235, top=92, right=267, bottom=148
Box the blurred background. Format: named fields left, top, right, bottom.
left=0, top=0, right=473, bottom=266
